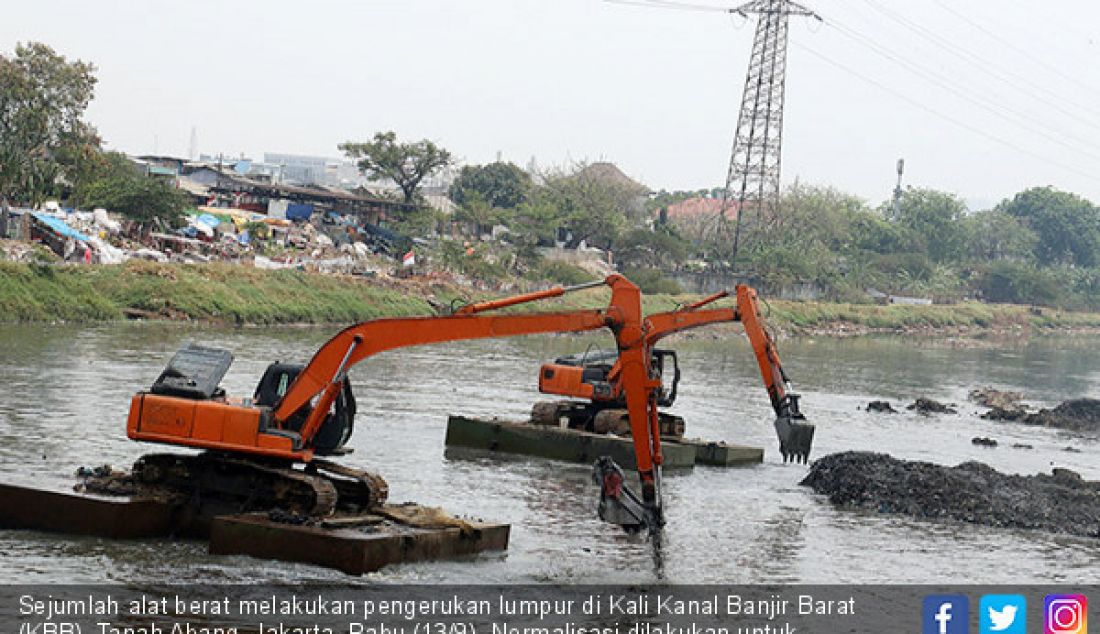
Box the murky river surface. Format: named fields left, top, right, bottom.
left=0, top=322, right=1097, bottom=584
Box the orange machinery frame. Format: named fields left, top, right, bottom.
left=128, top=274, right=668, bottom=506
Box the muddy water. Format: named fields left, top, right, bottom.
left=0, top=323, right=1097, bottom=584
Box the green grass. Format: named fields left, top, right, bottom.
left=2, top=261, right=1099, bottom=334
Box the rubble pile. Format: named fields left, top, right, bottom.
left=801, top=451, right=1100, bottom=538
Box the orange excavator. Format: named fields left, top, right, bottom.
left=533, top=285, right=814, bottom=463
left=124, top=275, right=812, bottom=530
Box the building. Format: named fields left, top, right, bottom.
left=661, top=197, right=738, bottom=242
left=263, top=152, right=363, bottom=188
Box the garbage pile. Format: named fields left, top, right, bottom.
left=2, top=203, right=409, bottom=274
left=801, top=451, right=1100, bottom=538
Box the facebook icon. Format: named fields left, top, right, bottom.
left=924, top=595, right=970, bottom=634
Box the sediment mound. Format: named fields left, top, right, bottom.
left=865, top=400, right=898, bottom=414
left=968, top=387, right=1025, bottom=410
left=801, top=451, right=1100, bottom=538
left=1025, top=398, right=1100, bottom=432
left=907, top=397, right=957, bottom=415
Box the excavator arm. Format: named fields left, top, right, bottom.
left=128, top=274, right=667, bottom=528
left=630, top=285, right=815, bottom=462
left=273, top=273, right=666, bottom=528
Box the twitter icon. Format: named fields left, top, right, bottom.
left=981, top=595, right=1027, bottom=634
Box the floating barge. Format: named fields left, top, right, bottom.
left=444, top=415, right=763, bottom=468
left=0, top=481, right=508, bottom=575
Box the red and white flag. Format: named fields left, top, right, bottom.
left=402, top=250, right=416, bottom=268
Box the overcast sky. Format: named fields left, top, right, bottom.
left=4, top=0, right=1099, bottom=208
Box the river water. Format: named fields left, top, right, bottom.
left=0, top=322, right=1097, bottom=584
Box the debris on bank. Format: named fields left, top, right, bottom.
left=907, top=397, right=958, bottom=416
left=801, top=451, right=1100, bottom=538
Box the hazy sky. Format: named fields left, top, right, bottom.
left=4, top=0, right=1099, bottom=208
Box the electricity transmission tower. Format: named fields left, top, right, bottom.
left=607, top=0, right=819, bottom=266
left=719, top=0, right=821, bottom=268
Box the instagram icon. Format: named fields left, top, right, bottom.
left=1046, top=595, right=1088, bottom=634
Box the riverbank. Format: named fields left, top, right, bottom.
left=3, top=261, right=1100, bottom=336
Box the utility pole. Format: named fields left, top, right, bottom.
left=719, top=0, right=821, bottom=269
left=891, top=158, right=905, bottom=220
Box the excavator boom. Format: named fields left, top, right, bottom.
left=127, top=274, right=667, bottom=527
left=540, top=285, right=815, bottom=464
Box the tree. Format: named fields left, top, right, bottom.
left=960, top=209, right=1037, bottom=262
left=997, top=186, right=1100, bottom=267
left=449, top=162, right=531, bottom=209
left=508, top=195, right=563, bottom=266
left=452, top=192, right=503, bottom=238
left=80, top=152, right=188, bottom=227
left=537, top=163, right=637, bottom=250
left=0, top=42, right=98, bottom=233
left=339, top=131, right=452, bottom=204
left=616, top=226, right=691, bottom=269
left=892, top=187, right=969, bottom=263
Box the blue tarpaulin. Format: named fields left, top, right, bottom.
left=286, top=203, right=314, bottom=220
left=33, top=213, right=90, bottom=242
left=196, top=213, right=221, bottom=228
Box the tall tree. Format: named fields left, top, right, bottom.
left=449, top=161, right=531, bottom=210
left=892, top=187, right=969, bottom=263
left=538, top=162, right=637, bottom=250
left=997, top=186, right=1100, bottom=267
left=0, top=42, right=98, bottom=234
left=339, top=131, right=452, bottom=204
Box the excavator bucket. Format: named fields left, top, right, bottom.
left=775, top=414, right=815, bottom=464
left=592, top=457, right=657, bottom=533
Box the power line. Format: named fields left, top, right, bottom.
left=855, top=0, right=1100, bottom=133
left=790, top=40, right=1100, bottom=184
left=821, top=15, right=1100, bottom=164
left=931, top=0, right=1100, bottom=96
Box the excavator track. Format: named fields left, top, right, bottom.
left=309, top=458, right=389, bottom=512
left=132, top=453, right=341, bottom=516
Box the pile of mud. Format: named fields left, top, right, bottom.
left=969, top=387, right=1025, bottom=410
left=801, top=451, right=1100, bottom=538
left=984, top=398, right=1100, bottom=432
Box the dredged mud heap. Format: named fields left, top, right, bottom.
left=801, top=451, right=1100, bottom=538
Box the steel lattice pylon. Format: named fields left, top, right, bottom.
left=718, top=0, right=820, bottom=267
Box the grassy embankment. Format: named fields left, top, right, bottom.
left=2, top=260, right=1100, bottom=334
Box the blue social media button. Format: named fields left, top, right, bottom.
left=925, top=595, right=970, bottom=634
left=981, top=595, right=1027, bottom=634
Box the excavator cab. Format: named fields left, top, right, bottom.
left=253, top=362, right=356, bottom=456
left=651, top=349, right=680, bottom=408
left=537, top=347, right=680, bottom=406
